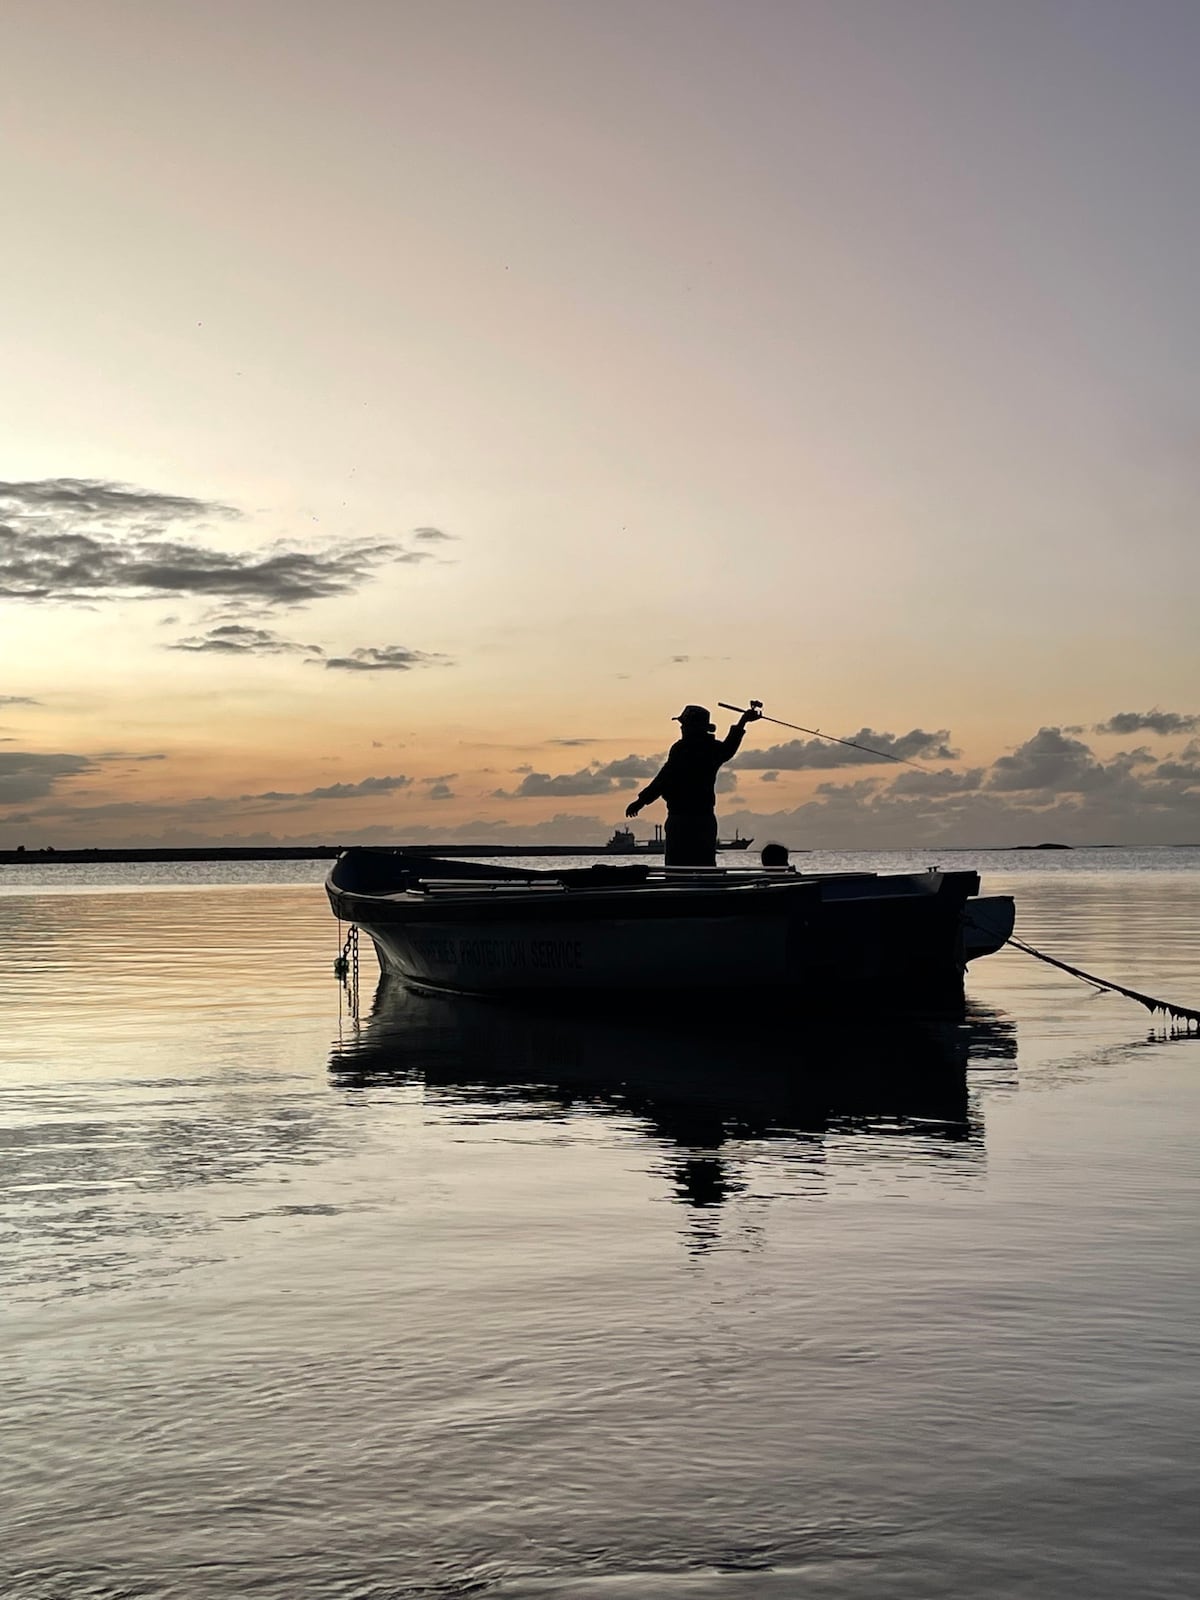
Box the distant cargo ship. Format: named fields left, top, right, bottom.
left=605, top=825, right=753, bottom=854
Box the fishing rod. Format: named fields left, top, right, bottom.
left=718, top=700, right=932, bottom=771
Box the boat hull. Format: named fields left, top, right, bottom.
left=360, top=910, right=792, bottom=993
left=963, top=895, right=1015, bottom=959
left=327, top=851, right=987, bottom=998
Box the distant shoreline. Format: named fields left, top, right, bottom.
left=0, top=845, right=617, bottom=864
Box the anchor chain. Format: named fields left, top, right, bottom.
left=334, top=923, right=360, bottom=1023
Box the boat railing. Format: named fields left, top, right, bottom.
left=407, top=870, right=812, bottom=897
left=415, top=878, right=567, bottom=894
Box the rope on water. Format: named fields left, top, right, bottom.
left=965, top=915, right=1200, bottom=1032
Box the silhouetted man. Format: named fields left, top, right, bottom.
left=626, top=703, right=761, bottom=867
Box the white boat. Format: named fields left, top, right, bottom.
left=327, top=849, right=1015, bottom=999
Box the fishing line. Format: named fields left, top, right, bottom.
left=718, top=701, right=933, bottom=770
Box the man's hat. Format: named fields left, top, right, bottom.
left=674, top=704, right=715, bottom=731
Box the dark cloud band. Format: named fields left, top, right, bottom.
left=324, top=646, right=449, bottom=672
left=492, top=752, right=663, bottom=798
left=0, top=751, right=95, bottom=805
left=0, top=477, right=424, bottom=606
left=0, top=479, right=237, bottom=520
left=169, top=625, right=323, bottom=657
left=1094, top=710, right=1199, bottom=736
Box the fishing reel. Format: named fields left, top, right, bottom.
left=718, top=698, right=764, bottom=720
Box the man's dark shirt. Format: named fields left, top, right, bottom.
left=636, top=726, right=745, bottom=817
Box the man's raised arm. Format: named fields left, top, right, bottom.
left=717, top=705, right=761, bottom=762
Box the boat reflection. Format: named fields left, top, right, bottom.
left=330, top=982, right=1017, bottom=1240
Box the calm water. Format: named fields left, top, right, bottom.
left=2, top=852, right=1198, bottom=1599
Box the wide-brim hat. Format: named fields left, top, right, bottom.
left=674, top=704, right=715, bottom=732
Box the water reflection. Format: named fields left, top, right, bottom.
left=331, top=981, right=1018, bottom=1239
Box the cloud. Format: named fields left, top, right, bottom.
left=738, top=728, right=959, bottom=770
left=245, top=775, right=412, bottom=802
left=759, top=771, right=779, bottom=782
left=0, top=525, right=404, bottom=606
left=196, top=597, right=300, bottom=625
left=493, top=751, right=665, bottom=798
left=988, top=727, right=1109, bottom=793
left=323, top=645, right=450, bottom=672
left=1108, top=746, right=1157, bottom=772
left=0, top=476, right=418, bottom=605
left=548, top=738, right=599, bottom=747
left=887, top=767, right=985, bottom=798
left=0, top=695, right=39, bottom=706
left=811, top=777, right=884, bottom=801
left=428, top=783, right=455, bottom=800
left=4, top=771, right=414, bottom=833
left=1094, top=709, right=1200, bottom=736
left=494, top=767, right=625, bottom=799
left=413, top=526, right=455, bottom=542
left=593, top=753, right=662, bottom=781
left=168, top=624, right=324, bottom=657
left=0, top=751, right=95, bottom=805
left=0, top=478, right=237, bottom=521
left=1155, top=743, right=1200, bottom=785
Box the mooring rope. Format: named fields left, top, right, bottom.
left=964, top=914, right=1200, bottom=1032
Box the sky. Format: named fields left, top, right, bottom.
left=2, top=0, right=1198, bottom=848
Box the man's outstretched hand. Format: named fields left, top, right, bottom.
left=625, top=799, right=644, bottom=819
